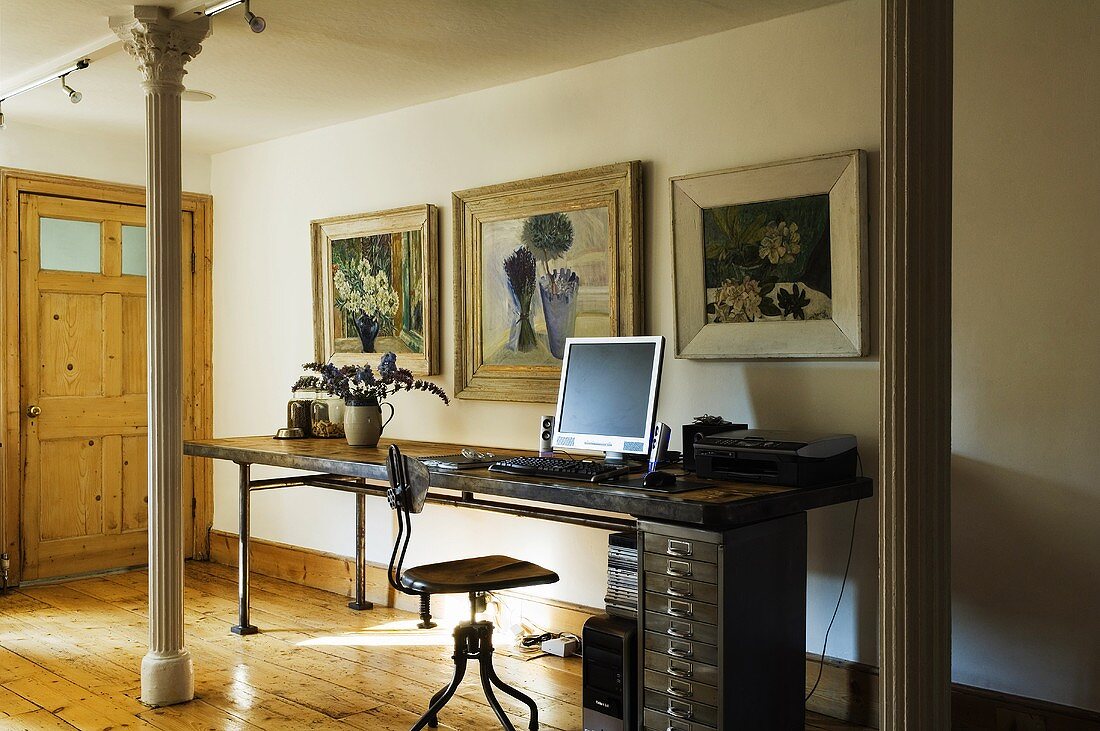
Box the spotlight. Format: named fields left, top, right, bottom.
left=204, top=0, right=265, bottom=32
left=245, top=2, right=266, bottom=33
left=0, top=59, right=89, bottom=126
left=60, top=75, right=82, bottom=104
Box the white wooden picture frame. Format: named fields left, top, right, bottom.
left=671, top=150, right=868, bottom=359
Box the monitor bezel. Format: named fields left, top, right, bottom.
left=551, top=335, right=665, bottom=457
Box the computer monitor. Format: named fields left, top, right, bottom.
left=551, top=336, right=665, bottom=463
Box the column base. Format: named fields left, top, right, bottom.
left=231, top=624, right=259, bottom=635
left=347, top=600, right=374, bottom=611
left=140, top=650, right=194, bottom=707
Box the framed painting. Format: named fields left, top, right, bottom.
left=311, top=205, right=439, bottom=375
left=453, top=161, right=643, bottom=402
left=671, top=150, right=868, bottom=358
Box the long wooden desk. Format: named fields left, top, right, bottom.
left=185, top=435, right=872, bottom=729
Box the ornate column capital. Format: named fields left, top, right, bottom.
left=111, top=6, right=211, bottom=93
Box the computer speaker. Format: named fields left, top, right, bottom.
left=539, top=415, right=555, bottom=457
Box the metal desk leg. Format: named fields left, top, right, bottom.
left=348, top=491, right=373, bottom=610
left=231, top=462, right=259, bottom=635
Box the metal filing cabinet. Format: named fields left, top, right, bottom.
left=636, top=513, right=808, bottom=730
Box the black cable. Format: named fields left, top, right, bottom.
left=806, top=450, right=864, bottom=704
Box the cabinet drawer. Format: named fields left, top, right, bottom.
left=644, top=651, right=720, bottom=688
left=644, top=612, right=719, bottom=645
left=644, top=689, right=719, bottom=728
left=643, top=533, right=719, bottom=564
left=644, top=669, right=720, bottom=707
left=644, top=593, right=719, bottom=625
left=644, top=631, right=718, bottom=665
left=644, top=575, right=718, bottom=604
left=643, top=553, right=718, bottom=583
left=643, top=707, right=717, bottom=731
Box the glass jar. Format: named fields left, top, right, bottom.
left=310, top=393, right=345, bottom=438
left=287, top=388, right=315, bottom=436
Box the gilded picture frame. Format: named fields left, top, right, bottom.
left=671, top=150, right=868, bottom=359
left=311, top=205, right=439, bottom=376
left=453, top=162, right=643, bottom=402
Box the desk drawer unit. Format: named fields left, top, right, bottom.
left=644, top=612, right=719, bottom=646
left=644, top=651, right=720, bottom=689
left=644, top=689, right=719, bottom=728
left=644, top=593, right=719, bottom=625
left=643, top=708, right=716, bottom=731
left=637, top=514, right=808, bottom=730
left=643, top=669, right=720, bottom=707
left=642, top=553, right=719, bottom=584
left=644, top=575, right=718, bottom=604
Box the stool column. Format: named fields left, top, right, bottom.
left=111, top=6, right=210, bottom=708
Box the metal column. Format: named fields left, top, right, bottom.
left=231, top=462, right=258, bottom=635
left=348, top=491, right=373, bottom=610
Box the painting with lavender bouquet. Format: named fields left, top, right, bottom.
left=453, top=162, right=642, bottom=402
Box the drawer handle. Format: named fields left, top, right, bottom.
left=667, top=680, right=694, bottom=698
left=667, top=660, right=694, bottom=678
left=667, top=641, right=693, bottom=658
left=667, top=700, right=694, bottom=720
left=667, top=600, right=693, bottom=618
left=666, top=582, right=693, bottom=598
left=667, top=560, right=693, bottom=578
left=667, top=539, right=693, bottom=557
left=667, top=623, right=693, bottom=639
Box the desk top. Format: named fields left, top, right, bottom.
left=185, top=436, right=872, bottom=527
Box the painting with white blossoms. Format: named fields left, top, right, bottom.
left=330, top=232, right=423, bottom=356
left=311, top=205, right=439, bottom=375
left=671, top=150, right=867, bottom=359
left=703, top=194, right=831, bottom=323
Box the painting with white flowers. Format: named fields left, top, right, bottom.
left=312, top=205, right=439, bottom=375
left=672, top=150, right=867, bottom=359
left=703, top=194, right=832, bottom=323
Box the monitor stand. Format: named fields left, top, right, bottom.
left=603, top=451, right=628, bottom=465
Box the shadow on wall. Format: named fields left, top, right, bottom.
left=741, top=362, right=880, bottom=664
left=952, top=455, right=1100, bottom=710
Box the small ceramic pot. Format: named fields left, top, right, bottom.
left=343, top=399, right=395, bottom=447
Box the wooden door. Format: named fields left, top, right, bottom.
left=18, top=193, right=194, bottom=580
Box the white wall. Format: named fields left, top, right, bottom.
left=0, top=120, right=211, bottom=193
left=952, top=0, right=1100, bottom=712
left=211, top=0, right=881, bottom=667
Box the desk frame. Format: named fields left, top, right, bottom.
left=228, top=464, right=634, bottom=634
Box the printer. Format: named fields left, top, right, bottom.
left=694, top=429, right=857, bottom=488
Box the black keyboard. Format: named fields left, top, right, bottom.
left=489, top=456, right=630, bottom=483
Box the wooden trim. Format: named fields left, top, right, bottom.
left=0, top=167, right=214, bottom=582
left=879, top=0, right=954, bottom=727
left=952, top=684, right=1100, bottom=731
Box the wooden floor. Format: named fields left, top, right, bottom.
left=0, top=562, right=870, bottom=730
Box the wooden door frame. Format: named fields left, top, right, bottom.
left=879, top=0, right=953, bottom=726
left=0, top=168, right=214, bottom=585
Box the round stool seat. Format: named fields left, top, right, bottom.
left=400, top=554, right=559, bottom=594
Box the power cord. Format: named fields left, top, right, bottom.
left=805, top=450, right=864, bottom=704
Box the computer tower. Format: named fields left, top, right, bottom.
left=583, top=615, right=636, bottom=731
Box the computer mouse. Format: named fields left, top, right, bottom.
left=642, top=470, right=677, bottom=488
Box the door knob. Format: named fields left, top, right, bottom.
left=26, top=405, right=41, bottom=418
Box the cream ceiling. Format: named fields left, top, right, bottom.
left=1, top=0, right=840, bottom=154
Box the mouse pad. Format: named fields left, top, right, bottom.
left=599, top=475, right=708, bottom=494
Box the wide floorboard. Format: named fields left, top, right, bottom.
left=0, top=562, right=870, bottom=730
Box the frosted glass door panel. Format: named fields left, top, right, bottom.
left=40, top=218, right=101, bottom=273
left=121, top=225, right=147, bottom=276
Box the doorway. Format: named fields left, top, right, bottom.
left=0, top=169, right=213, bottom=583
